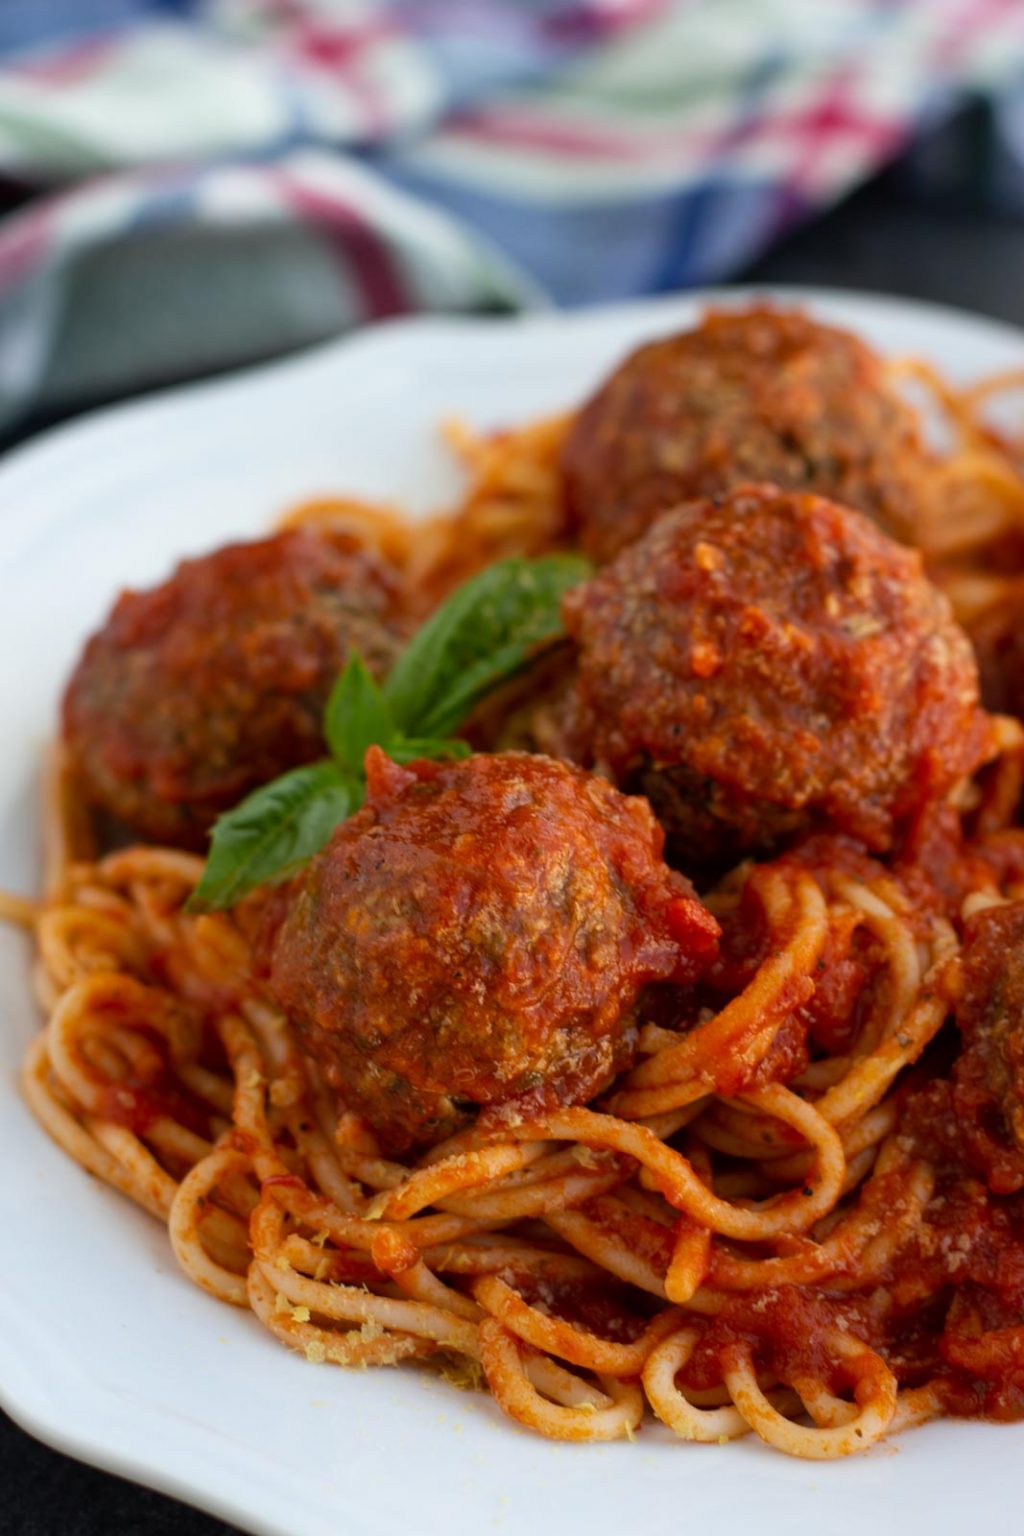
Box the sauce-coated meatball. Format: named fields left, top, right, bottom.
left=965, top=581, right=1024, bottom=721
left=63, top=530, right=404, bottom=848
left=562, top=484, right=988, bottom=866
left=950, top=901, right=1024, bottom=1194
left=261, top=748, right=720, bottom=1152
left=562, top=306, right=928, bottom=562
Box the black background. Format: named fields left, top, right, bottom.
left=4, top=127, right=1024, bottom=1535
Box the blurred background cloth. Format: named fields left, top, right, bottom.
left=0, top=0, right=1023, bottom=442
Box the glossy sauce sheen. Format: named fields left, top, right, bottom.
left=32, top=304, right=1024, bottom=1453
left=563, top=485, right=987, bottom=864
left=63, top=530, right=405, bottom=847
left=262, top=748, right=719, bottom=1153
left=561, top=306, right=929, bottom=562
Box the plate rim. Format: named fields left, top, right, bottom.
left=3, top=283, right=1024, bottom=1536
left=4, top=280, right=1024, bottom=496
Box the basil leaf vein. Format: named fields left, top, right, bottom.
left=324, top=652, right=395, bottom=778
left=383, top=554, right=590, bottom=739
left=388, top=736, right=472, bottom=764
left=187, top=761, right=354, bottom=912
left=189, top=553, right=591, bottom=907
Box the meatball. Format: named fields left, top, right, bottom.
left=63, top=529, right=404, bottom=848
left=562, top=484, right=989, bottom=867
left=950, top=901, right=1024, bottom=1194
left=562, top=306, right=928, bottom=562
left=261, top=748, right=720, bottom=1153
left=965, top=580, right=1024, bottom=721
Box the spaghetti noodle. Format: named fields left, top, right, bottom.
left=9, top=306, right=1024, bottom=1460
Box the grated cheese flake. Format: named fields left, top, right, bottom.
left=270, top=1077, right=301, bottom=1108
left=440, top=1356, right=486, bottom=1393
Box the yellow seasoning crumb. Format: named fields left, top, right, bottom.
left=270, top=1077, right=301, bottom=1108
left=304, top=1341, right=327, bottom=1365
left=291, top=1304, right=311, bottom=1323
left=358, top=1319, right=385, bottom=1343
left=689, top=640, right=722, bottom=679
left=571, top=1145, right=600, bottom=1170
left=440, top=1357, right=486, bottom=1393
left=311, top=1231, right=329, bottom=1248
left=693, top=541, right=722, bottom=572
left=843, top=613, right=883, bottom=639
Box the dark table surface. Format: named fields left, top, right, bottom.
left=4, top=153, right=1024, bottom=1536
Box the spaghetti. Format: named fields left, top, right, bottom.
left=9, top=307, right=1024, bottom=1460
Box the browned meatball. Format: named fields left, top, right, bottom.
left=63, top=530, right=404, bottom=848
left=562, top=306, right=929, bottom=562
left=950, top=901, right=1024, bottom=1194
left=965, top=580, right=1024, bottom=721
left=562, top=484, right=989, bottom=867
left=261, top=747, right=720, bottom=1153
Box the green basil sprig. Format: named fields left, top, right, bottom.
left=383, top=556, right=591, bottom=737
left=188, top=553, right=589, bottom=912
left=190, top=762, right=353, bottom=914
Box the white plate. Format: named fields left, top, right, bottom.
left=2, top=287, right=1024, bottom=1536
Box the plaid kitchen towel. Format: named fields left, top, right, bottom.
left=0, top=0, right=1022, bottom=437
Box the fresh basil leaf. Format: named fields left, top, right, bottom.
left=190, top=557, right=589, bottom=906
left=187, top=761, right=354, bottom=912
left=324, top=652, right=396, bottom=777
left=388, top=736, right=473, bottom=764
left=383, top=554, right=590, bottom=739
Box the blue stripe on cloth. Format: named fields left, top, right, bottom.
left=391, top=0, right=637, bottom=111
left=666, top=179, right=809, bottom=289
left=381, top=163, right=792, bottom=304
left=0, top=1, right=201, bottom=57
left=268, top=55, right=321, bottom=161
left=646, top=48, right=785, bottom=292
left=125, top=177, right=201, bottom=231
